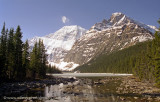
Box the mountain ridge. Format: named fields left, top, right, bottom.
left=63, top=12, right=156, bottom=68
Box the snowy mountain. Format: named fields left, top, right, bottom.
left=29, top=12, right=158, bottom=71
left=64, top=12, right=157, bottom=67
left=29, top=25, right=87, bottom=70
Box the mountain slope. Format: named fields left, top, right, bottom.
left=74, top=41, right=150, bottom=73
left=29, top=25, right=87, bottom=70
left=64, top=12, right=157, bottom=67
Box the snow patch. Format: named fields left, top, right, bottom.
left=147, top=25, right=159, bottom=32
left=49, top=61, right=79, bottom=71
left=117, top=32, right=122, bottom=36
left=131, top=35, right=153, bottom=42
left=112, top=12, right=123, bottom=17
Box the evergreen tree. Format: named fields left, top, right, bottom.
left=36, top=40, right=42, bottom=78
left=0, top=23, right=7, bottom=80
left=30, top=42, right=38, bottom=78
left=36, top=39, right=47, bottom=78
left=153, top=31, right=160, bottom=86
left=46, top=65, right=61, bottom=73
left=14, top=25, right=23, bottom=79
left=39, top=40, right=47, bottom=78
left=0, top=23, right=48, bottom=81
left=7, top=28, right=15, bottom=79
left=29, top=40, right=47, bottom=79
left=22, top=40, right=29, bottom=78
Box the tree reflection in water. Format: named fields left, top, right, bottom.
left=44, top=79, right=96, bottom=102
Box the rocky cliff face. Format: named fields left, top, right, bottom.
left=64, top=12, right=157, bottom=65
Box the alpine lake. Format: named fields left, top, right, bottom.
left=1, top=73, right=160, bottom=102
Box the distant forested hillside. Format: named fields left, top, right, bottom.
left=75, top=41, right=150, bottom=73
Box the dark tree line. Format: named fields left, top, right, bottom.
left=46, top=65, right=62, bottom=74
left=75, top=41, right=149, bottom=73
left=0, top=23, right=48, bottom=82
left=28, top=39, right=47, bottom=79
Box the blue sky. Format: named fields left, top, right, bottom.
left=0, top=0, right=160, bottom=41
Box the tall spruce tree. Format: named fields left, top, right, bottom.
left=14, top=25, right=23, bottom=79
left=7, top=28, right=15, bottom=79
left=0, top=23, right=7, bottom=80
left=39, top=40, right=47, bottom=78
left=30, top=42, right=38, bottom=78
left=22, top=40, right=29, bottom=78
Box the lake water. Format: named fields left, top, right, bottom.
left=44, top=76, right=122, bottom=102
left=1, top=73, right=157, bottom=102
left=43, top=73, right=142, bottom=102
left=48, top=73, right=133, bottom=77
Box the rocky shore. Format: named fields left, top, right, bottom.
left=116, top=76, right=160, bottom=101
left=0, top=76, right=76, bottom=98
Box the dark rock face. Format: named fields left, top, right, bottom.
left=64, top=12, right=155, bottom=65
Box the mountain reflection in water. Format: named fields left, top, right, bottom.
left=45, top=80, right=96, bottom=102
left=44, top=77, right=122, bottom=102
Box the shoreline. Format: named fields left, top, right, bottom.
left=48, top=73, right=133, bottom=77
left=0, top=76, right=76, bottom=98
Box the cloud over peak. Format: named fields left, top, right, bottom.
left=62, top=16, right=69, bottom=24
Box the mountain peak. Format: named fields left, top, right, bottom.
left=93, top=12, right=157, bottom=33
left=62, top=25, right=87, bottom=30
left=110, top=12, right=126, bottom=24
left=59, top=25, right=86, bottom=32
left=112, top=12, right=124, bottom=16
left=62, top=25, right=79, bottom=28
left=46, top=25, right=87, bottom=39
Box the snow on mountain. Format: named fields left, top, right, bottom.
left=147, top=25, right=159, bottom=32
left=29, top=25, right=87, bottom=71
left=93, top=12, right=157, bottom=33
left=64, top=12, right=156, bottom=68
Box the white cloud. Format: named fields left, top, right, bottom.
left=62, top=16, right=69, bottom=24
